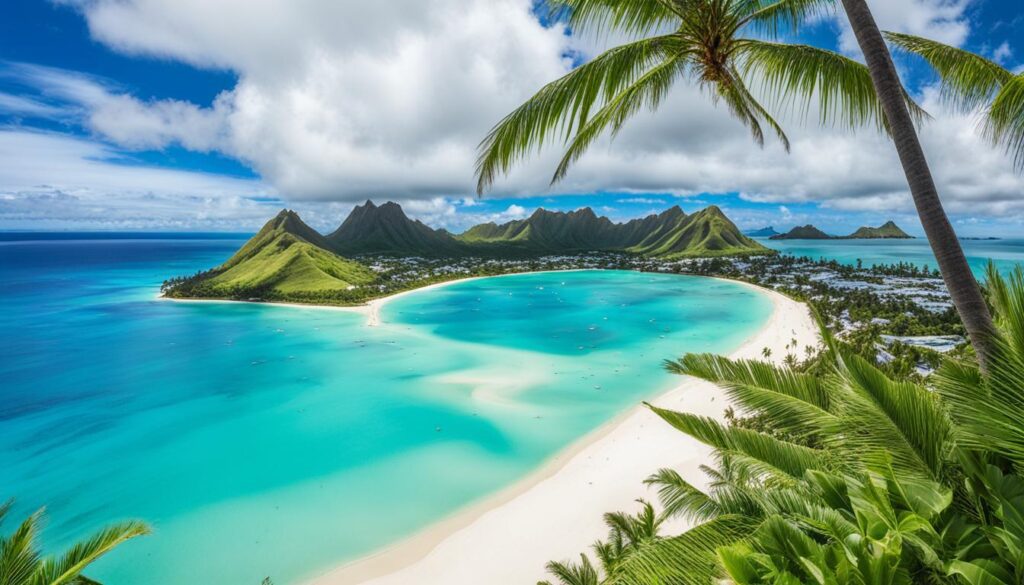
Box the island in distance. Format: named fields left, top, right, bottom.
left=770, top=220, right=913, bottom=240
left=163, top=201, right=769, bottom=304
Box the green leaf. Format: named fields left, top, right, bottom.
left=739, top=39, right=929, bottom=134
left=603, top=515, right=761, bottom=585
left=646, top=404, right=825, bottom=479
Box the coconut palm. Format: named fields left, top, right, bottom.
left=885, top=32, right=1024, bottom=174
left=476, top=0, right=997, bottom=367
left=0, top=502, right=149, bottom=585
left=476, top=0, right=919, bottom=193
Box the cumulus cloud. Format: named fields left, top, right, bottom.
left=3, top=0, right=1020, bottom=225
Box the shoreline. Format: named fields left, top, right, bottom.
left=158, top=269, right=591, bottom=326
left=302, top=278, right=819, bottom=585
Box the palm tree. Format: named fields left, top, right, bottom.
left=0, top=502, right=149, bottom=585
left=475, top=0, right=997, bottom=366
left=884, top=32, right=1024, bottom=173
left=475, top=0, right=918, bottom=194
left=834, top=0, right=996, bottom=367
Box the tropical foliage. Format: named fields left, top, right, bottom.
left=886, top=32, right=1024, bottom=172
left=539, top=263, right=1024, bottom=584
left=0, top=502, right=148, bottom=585
left=475, top=0, right=924, bottom=194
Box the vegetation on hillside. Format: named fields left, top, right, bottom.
left=163, top=209, right=375, bottom=301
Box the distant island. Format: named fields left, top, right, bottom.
left=770, top=220, right=913, bottom=240
left=743, top=226, right=780, bottom=237
left=163, top=201, right=770, bottom=304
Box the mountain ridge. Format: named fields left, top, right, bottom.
left=166, top=201, right=771, bottom=302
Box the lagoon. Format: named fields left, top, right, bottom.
left=0, top=236, right=772, bottom=585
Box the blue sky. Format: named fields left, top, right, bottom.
left=1, top=0, right=1023, bottom=235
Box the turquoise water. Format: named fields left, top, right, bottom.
left=761, top=237, right=1024, bottom=277
left=0, top=237, right=772, bottom=585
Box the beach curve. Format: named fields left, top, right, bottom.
left=304, top=278, right=819, bottom=585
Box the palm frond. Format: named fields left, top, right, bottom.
left=551, top=54, right=685, bottom=184
left=884, top=31, right=1013, bottom=112
left=1, top=510, right=42, bottom=585
left=646, top=404, right=825, bottom=479
left=711, top=66, right=791, bottom=150
left=739, top=39, right=929, bottom=133
left=475, top=34, right=680, bottom=194
left=669, top=353, right=830, bottom=409
left=838, top=352, right=953, bottom=480
left=546, top=0, right=684, bottom=39
left=737, top=0, right=835, bottom=37
left=937, top=335, right=1024, bottom=470
left=985, top=263, right=1024, bottom=359
left=32, top=521, right=150, bottom=585
left=541, top=554, right=600, bottom=585
left=602, top=515, right=761, bottom=585
left=984, top=74, right=1024, bottom=173
left=645, top=468, right=722, bottom=522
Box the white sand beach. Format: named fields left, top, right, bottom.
left=306, top=280, right=819, bottom=585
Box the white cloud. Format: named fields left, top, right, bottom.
left=2, top=0, right=1021, bottom=227
left=991, top=42, right=1013, bottom=65
left=59, top=0, right=573, bottom=200
left=835, top=0, right=973, bottom=54
left=0, top=129, right=275, bottom=229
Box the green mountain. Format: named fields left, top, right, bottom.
left=177, top=210, right=375, bottom=297
left=327, top=201, right=462, bottom=256
left=628, top=206, right=769, bottom=258
left=770, top=224, right=833, bottom=240
left=459, top=207, right=648, bottom=252
left=456, top=204, right=766, bottom=258
left=843, top=221, right=913, bottom=239
left=744, top=226, right=780, bottom=237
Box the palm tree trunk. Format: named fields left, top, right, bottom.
left=839, top=0, right=995, bottom=368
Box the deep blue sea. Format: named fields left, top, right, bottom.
left=0, top=235, right=772, bottom=585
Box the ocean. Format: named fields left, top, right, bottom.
left=0, top=235, right=772, bottom=584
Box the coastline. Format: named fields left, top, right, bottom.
left=303, top=279, right=819, bottom=585
left=158, top=269, right=590, bottom=326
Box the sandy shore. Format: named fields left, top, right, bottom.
left=159, top=269, right=588, bottom=326
left=305, top=280, right=819, bottom=585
